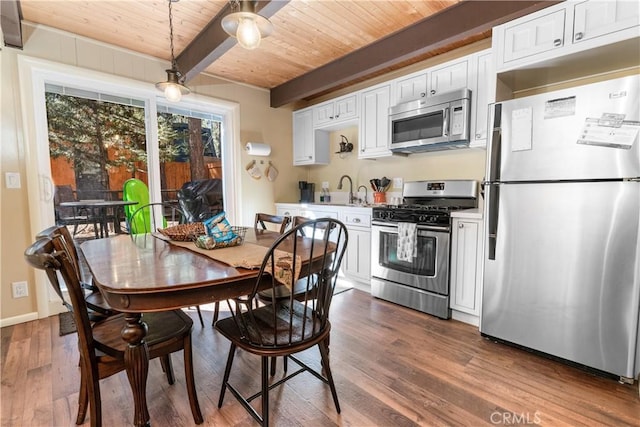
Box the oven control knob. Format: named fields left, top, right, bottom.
left=387, top=212, right=394, bottom=220
left=418, top=215, right=427, bottom=222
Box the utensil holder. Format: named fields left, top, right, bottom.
left=373, top=192, right=386, bottom=204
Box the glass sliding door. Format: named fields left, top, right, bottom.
left=156, top=104, right=225, bottom=222
left=44, top=84, right=148, bottom=238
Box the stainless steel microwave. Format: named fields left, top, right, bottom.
left=388, top=89, right=471, bottom=153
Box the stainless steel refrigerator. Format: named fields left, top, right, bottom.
left=481, top=75, right=640, bottom=382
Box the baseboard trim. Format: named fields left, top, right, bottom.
left=451, top=310, right=480, bottom=327
left=0, top=312, right=39, bottom=328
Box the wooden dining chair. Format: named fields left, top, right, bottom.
left=35, top=225, right=118, bottom=321
left=54, top=185, right=98, bottom=236
left=256, top=215, right=336, bottom=374
left=24, top=236, right=203, bottom=427
left=127, top=202, right=205, bottom=327
left=254, top=213, right=291, bottom=234
left=215, top=218, right=348, bottom=426
left=209, top=212, right=292, bottom=326
left=291, top=215, right=336, bottom=237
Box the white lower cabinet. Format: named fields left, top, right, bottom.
left=276, top=204, right=372, bottom=288
left=339, top=210, right=371, bottom=285
left=450, top=217, right=483, bottom=323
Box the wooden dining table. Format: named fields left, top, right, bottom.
left=80, top=228, right=331, bottom=426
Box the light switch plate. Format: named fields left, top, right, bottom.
left=5, top=172, right=21, bottom=189
left=322, top=181, right=329, bottom=189
left=393, top=177, right=403, bottom=189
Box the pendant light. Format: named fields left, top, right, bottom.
left=156, top=0, right=190, bottom=102
left=221, top=0, right=274, bottom=50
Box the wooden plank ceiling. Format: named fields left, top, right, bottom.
left=18, top=0, right=554, bottom=107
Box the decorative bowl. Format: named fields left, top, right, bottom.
left=193, top=226, right=248, bottom=250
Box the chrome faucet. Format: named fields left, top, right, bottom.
left=337, top=175, right=355, bottom=204
left=357, top=185, right=368, bottom=205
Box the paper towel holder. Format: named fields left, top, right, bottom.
left=245, top=142, right=271, bottom=156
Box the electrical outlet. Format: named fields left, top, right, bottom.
left=12, top=281, right=28, bottom=298
left=393, top=177, right=403, bottom=189
left=322, top=181, right=329, bottom=189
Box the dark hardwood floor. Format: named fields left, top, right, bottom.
left=2, top=289, right=639, bottom=426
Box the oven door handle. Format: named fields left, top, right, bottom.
left=372, top=222, right=450, bottom=233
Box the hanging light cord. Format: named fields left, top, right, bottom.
left=168, top=0, right=178, bottom=72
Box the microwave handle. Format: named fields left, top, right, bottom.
left=443, top=107, right=449, bottom=137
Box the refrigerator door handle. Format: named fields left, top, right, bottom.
left=487, top=103, right=502, bottom=183
left=487, top=183, right=499, bottom=260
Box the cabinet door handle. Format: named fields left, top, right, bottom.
left=459, top=223, right=464, bottom=228
left=553, top=38, right=562, bottom=47
left=335, top=114, right=340, bottom=118
left=353, top=218, right=361, bottom=223
left=476, top=133, right=482, bottom=138
left=329, top=116, right=334, bottom=119
left=420, top=92, right=426, bottom=98
left=430, top=89, right=436, bottom=95
left=574, top=32, right=583, bottom=41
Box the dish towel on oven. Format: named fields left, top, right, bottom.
left=397, top=222, right=417, bottom=262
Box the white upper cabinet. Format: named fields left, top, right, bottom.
left=359, top=83, right=392, bottom=159
left=470, top=50, right=495, bottom=148
left=313, top=94, right=358, bottom=129
left=573, top=0, right=640, bottom=43
left=392, top=72, right=428, bottom=105
left=502, top=9, right=566, bottom=64
left=495, top=0, right=640, bottom=72
left=293, top=108, right=329, bottom=166
left=428, top=59, right=469, bottom=96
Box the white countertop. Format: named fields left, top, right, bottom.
left=451, top=208, right=483, bottom=220
left=276, top=202, right=372, bottom=213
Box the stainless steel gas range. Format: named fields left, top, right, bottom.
left=371, top=180, right=478, bottom=319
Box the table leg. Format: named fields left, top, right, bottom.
left=97, top=207, right=108, bottom=238
left=102, top=208, right=109, bottom=238
left=113, top=207, right=123, bottom=234
left=92, top=208, right=101, bottom=239
left=122, top=313, right=151, bottom=427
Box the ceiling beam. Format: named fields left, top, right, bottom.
left=1, top=0, right=23, bottom=49
left=177, top=0, right=289, bottom=82
left=270, top=0, right=561, bottom=108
